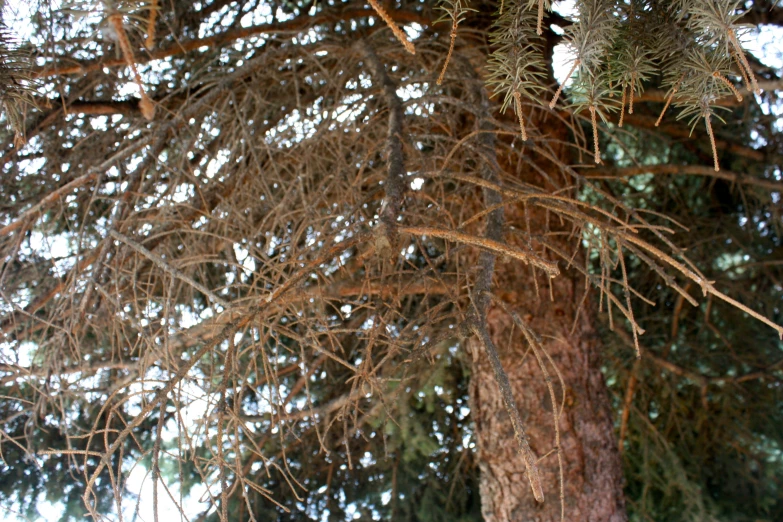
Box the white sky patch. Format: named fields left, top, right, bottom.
left=552, top=43, right=576, bottom=86
left=205, top=149, right=231, bottom=178
left=241, top=2, right=274, bottom=27
left=28, top=230, right=73, bottom=277
left=744, top=25, right=783, bottom=70
left=553, top=0, right=577, bottom=19
left=403, top=22, right=424, bottom=41
left=551, top=1, right=578, bottom=85
left=123, top=463, right=210, bottom=521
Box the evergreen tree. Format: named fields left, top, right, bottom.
left=0, top=1, right=781, bottom=520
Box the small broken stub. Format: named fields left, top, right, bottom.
left=374, top=224, right=394, bottom=259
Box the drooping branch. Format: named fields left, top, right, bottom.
left=467, top=81, right=545, bottom=504
left=77, top=234, right=365, bottom=514
left=402, top=226, right=559, bottom=276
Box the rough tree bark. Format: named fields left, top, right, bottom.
left=470, top=273, right=627, bottom=521
left=468, top=109, right=627, bottom=520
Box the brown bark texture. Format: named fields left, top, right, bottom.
left=469, top=267, right=627, bottom=522
left=466, top=101, right=627, bottom=520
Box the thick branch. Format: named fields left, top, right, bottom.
left=621, top=113, right=766, bottom=163
left=638, top=80, right=783, bottom=106
left=359, top=43, right=407, bottom=255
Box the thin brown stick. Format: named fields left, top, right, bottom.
left=589, top=105, right=600, bottom=164
left=537, top=0, right=545, bottom=36
left=549, top=59, right=580, bottom=109
left=145, top=0, right=159, bottom=50
left=628, top=71, right=636, bottom=114
left=437, top=18, right=458, bottom=85
left=712, top=71, right=743, bottom=102
left=514, top=91, right=528, bottom=140
left=619, top=84, right=626, bottom=127
left=367, top=0, right=416, bottom=55
left=655, top=73, right=684, bottom=127
left=401, top=226, right=559, bottom=276
left=731, top=47, right=752, bottom=92
left=705, top=113, right=719, bottom=172
left=108, top=14, right=155, bottom=120
left=728, top=29, right=760, bottom=95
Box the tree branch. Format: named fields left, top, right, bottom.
left=34, top=8, right=428, bottom=79
left=108, top=230, right=229, bottom=308
left=621, top=113, right=767, bottom=163
left=401, top=226, right=560, bottom=276
left=583, top=164, right=783, bottom=192
left=468, top=82, right=545, bottom=504
left=359, top=43, right=407, bottom=255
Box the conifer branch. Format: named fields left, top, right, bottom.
left=360, top=43, right=407, bottom=256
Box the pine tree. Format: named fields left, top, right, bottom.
left=0, top=1, right=781, bottom=521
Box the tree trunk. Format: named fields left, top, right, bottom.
left=469, top=265, right=627, bottom=521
